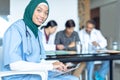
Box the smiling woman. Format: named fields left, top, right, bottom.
left=32, top=3, right=49, bottom=26
left=2, top=0, right=79, bottom=80
left=23, top=0, right=49, bottom=38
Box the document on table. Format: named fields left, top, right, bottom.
left=97, top=50, right=120, bottom=53
left=46, top=50, right=76, bottom=55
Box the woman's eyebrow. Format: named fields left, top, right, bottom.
left=37, top=6, right=48, bottom=11
left=37, top=6, right=42, bottom=9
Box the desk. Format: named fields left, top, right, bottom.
left=46, top=51, right=120, bottom=80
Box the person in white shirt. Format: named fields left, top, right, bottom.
left=79, top=20, right=109, bottom=80
left=40, top=20, right=57, bottom=51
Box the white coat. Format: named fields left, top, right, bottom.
left=79, top=28, right=107, bottom=53
left=40, top=29, right=56, bottom=51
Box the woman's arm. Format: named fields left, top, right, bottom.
left=10, top=61, right=53, bottom=71
left=10, top=60, right=67, bottom=71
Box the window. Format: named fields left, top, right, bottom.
left=0, top=0, right=10, bottom=15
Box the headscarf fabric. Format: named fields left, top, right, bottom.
left=23, top=0, right=49, bottom=38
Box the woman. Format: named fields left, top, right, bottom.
left=2, top=0, right=79, bottom=80
left=41, top=20, right=57, bottom=51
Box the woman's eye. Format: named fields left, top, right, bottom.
left=44, top=12, right=48, bottom=15
left=37, top=9, right=42, bottom=12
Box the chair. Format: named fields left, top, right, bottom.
left=0, top=71, right=48, bottom=80
left=0, top=46, right=48, bottom=80
left=84, top=61, right=108, bottom=80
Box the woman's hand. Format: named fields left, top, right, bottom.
left=52, top=61, right=67, bottom=71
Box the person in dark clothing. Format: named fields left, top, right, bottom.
left=55, top=19, right=80, bottom=51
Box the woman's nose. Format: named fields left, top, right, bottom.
left=39, top=12, right=46, bottom=18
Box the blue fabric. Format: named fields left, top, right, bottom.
left=2, top=72, right=79, bottom=80
left=87, top=61, right=109, bottom=80
left=2, top=19, right=78, bottom=80
left=48, top=71, right=79, bottom=80
left=3, top=20, right=45, bottom=68
left=95, top=71, right=104, bottom=80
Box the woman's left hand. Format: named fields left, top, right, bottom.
left=52, top=61, right=67, bottom=71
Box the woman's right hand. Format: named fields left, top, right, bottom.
left=52, top=61, right=67, bottom=71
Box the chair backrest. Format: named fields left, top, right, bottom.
left=0, top=38, right=3, bottom=71
left=0, top=46, right=3, bottom=71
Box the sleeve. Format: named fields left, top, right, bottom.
left=3, top=26, right=23, bottom=67
left=54, top=32, right=61, bottom=45
left=10, top=61, right=53, bottom=71
left=97, top=31, right=107, bottom=48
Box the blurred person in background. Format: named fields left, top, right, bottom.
left=40, top=20, right=57, bottom=51
left=79, top=20, right=109, bottom=80
left=55, top=19, right=86, bottom=78
left=55, top=19, right=80, bottom=51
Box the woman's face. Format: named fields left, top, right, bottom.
left=49, top=26, right=57, bottom=34
left=32, top=4, right=48, bottom=26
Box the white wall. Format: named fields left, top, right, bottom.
left=46, top=0, right=79, bottom=31
left=0, top=17, right=9, bottom=37
left=9, top=0, right=29, bottom=23
left=91, top=0, right=118, bottom=42
left=91, top=0, right=117, bottom=9
left=100, top=2, right=117, bottom=42
left=117, top=0, right=120, bottom=43
left=9, top=0, right=79, bottom=32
